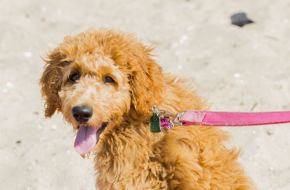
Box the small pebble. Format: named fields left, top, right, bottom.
left=266, top=129, right=274, bottom=136
left=231, top=12, right=254, bottom=27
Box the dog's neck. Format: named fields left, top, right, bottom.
left=155, top=73, right=206, bottom=113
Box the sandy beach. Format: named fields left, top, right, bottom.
left=0, top=0, right=290, bottom=189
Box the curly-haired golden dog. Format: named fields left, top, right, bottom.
left=40, top=29, right=255, bottom=189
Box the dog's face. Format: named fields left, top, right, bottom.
left=40, top=30, right=163, bottom=155
left=59, top=51, right=130, bottom=130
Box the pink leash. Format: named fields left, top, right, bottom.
left=150, top=106, right=290, bottom=132
left=179, top=111, right=290, bottom=126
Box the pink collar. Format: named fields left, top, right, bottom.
left=150, top=106, right=290, bottom=132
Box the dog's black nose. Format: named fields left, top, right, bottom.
left=72, top=106, right=93, bottom=123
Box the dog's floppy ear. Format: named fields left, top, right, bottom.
left=40, top=49, right=66, bottom=117
left=127, top=46, right=163, bottom=119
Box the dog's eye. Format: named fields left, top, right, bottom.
left=104, top=76, right=115, bottom=84
left=69, top=72, right=80, bottom=82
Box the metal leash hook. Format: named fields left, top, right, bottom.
left=150, top=106, right=185, bottom=133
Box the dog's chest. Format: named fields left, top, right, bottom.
left=95, top=127, right=168, bottom=189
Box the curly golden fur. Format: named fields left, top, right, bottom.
left=40, top=29, right=255, bottom=189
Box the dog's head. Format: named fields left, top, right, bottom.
left=40, top=29, right=163, bottom=155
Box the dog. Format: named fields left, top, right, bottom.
left=40, top=29, right=255, bottom=189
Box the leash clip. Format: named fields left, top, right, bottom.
left=151, top=106, right=185, bottom=132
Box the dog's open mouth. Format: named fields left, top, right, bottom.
left=74, top=123, right=108, bottom=156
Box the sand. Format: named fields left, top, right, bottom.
left=0, top=0, right=290, bottom=189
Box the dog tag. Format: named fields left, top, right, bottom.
left=150, top=113, right=161, bottom=133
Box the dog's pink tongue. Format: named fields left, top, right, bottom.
left=74, top=126, right=98, bottom=155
